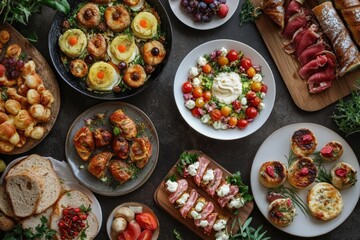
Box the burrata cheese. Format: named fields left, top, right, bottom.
left=211, top=72, right=242, bottom=104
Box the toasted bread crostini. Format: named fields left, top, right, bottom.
left=307, top=182, right=343, bottom=221
left=320, top=141, right=344, bottom=162
left=291, top=128, right=317, bottom=157
left=288, top=157, right=317, bottom=189
left=259, top=161, right=288, bottom=188
left=268, top=198, right=296, bottom=227
left=331, top=162, right=357, bottom=190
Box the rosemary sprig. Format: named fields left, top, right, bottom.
left=239, top=0, right=262, bottom=26
left=284, top=150, right=298, bottom=166
left=316, top=164, right=332, bottom=184
left=270, top=186, right=312, bottom=218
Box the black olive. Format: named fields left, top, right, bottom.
left=151, top=47, right=160, bottom=56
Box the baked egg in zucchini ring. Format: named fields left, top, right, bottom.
left=87, top=61, right=120, bottom=91
left=288, top=157, right=317, bottom=189
left=108, top=34, right=138, bottom=65
left=259, top=161, right=287, bottom=188
left=331, top=162, right=357, bottom=190
left=268, top=198, right=296, bottom=227
left=58, top=29, right=87, bottom=58
left=131, top=12, right=158, bottom=39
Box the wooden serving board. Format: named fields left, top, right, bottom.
left=154, top=150, right=254, bottom=240
left=251, top=0, right=359, bottom=111
left=0, top=23, right=61, bottom=154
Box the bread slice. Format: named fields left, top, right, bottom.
left=6, top=154, right=62, bottom=214
left=21, top=207, right=53, bottom=239
left=50, top=190, right=99, bottom=240
left=5, top=171, right=44, bottom=218
left=0, top=185, right=15, bottom=218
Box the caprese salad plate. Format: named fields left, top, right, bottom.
left=173, top=39, right=276, bottom=140
left=169, top=0, right=239, bottom=30
left=250, top=123, right=360, bottom=237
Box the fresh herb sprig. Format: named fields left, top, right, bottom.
left=239, top=0, right=262, bottom=26
left=226, top=171, right=253, bottom=203
left=176, top=151, right=198, bottom=176
left=4, top=216, right=56, bottom=240
left=230, top=217, right=270, bottom=240
left=332, top=85, right=360, bottom=136
left=173, top=229, right=183, bottom=240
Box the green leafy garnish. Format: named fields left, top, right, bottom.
left=173, top=229, right=183, bottom=240
left=166, top=174, right=177, bottom=182
left=113, top=126, right=121, bottom=136
left=80, top=204, right=92, bottom=213
left=230, top=217, right=270, bottom=240
left=285, top=150, right=298, bottom=166
left=0, top=87, right=8, bottom=101
left=4, top=216, right=56, bottom=240
left=332, top=84, right=360, bottom=136
left=226, top=171, right=253, bottom=203
left=176, top=151, right=198, bottom=175
left=239, top=0, right=262, bottom=26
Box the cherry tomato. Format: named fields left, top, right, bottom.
left=232, top=100, right=241, bottom=110
left=226, top=50, right=239, bottom=62
left=138, top=230, right=153, bottom=240
left=202, top=91, right=212, bottom=102
left=249, top=96, right=261, bottom=107
left=210, top=109, right=222, bottom=121
left=191, top=108, right=201, bottom=118
left=220, top=106, right=231, bottom=117
left=246, top=91, right=256, bottom=100
left=136, top=213, right=158, bottom=231
left=182, top=82, right=192, bottom=94
left=246, top=107, right=258, bottom=119
left=195, top=97, right=205, bottom=108
left=261, top=84, right=268, bottom=93
left=228, top=117, right=238, bottom=127
left=247, top=67, right=256, bottom=78
left=237, top=119, right=248, bottom=129
left=217, top=56, right=229, bottom=66
left=192, top=86, right=203, bottom=98
left=241, top=57, right=252, bottom=70
left=202, top=63, right=212, bottom=73
left=251, top=81, right=262, bottom=92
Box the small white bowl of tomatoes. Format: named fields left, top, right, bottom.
left=107, top=202, right=160, bottom=240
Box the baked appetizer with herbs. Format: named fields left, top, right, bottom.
left=331, top=162, right=357, bottom=190
left=268, top=198, right=296, bottom=227
left=291, top=128, right=317, bottom=157
left=319, top=141, right=344, bottom=162
left=287, top=157, right=317, bottom=189
left=259, top=161, right=287, bottom=188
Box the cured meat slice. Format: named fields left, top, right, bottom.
left=169, top=179, right=188, bottom=203
left=298, top=55, right=328, bottom=79
left=194, top=201, right=215, bottom=226
left=194, top=155, right=210, bottom=186
left=283, top=10, right=309, bottom=38
left=179, top=189, right=198, bottom=218
left=217, top=185, right=239, bottom=208
left=294, top=24, right=320, bottom=57
left=204, top=212, right=218, bottom=235
left=298, top=41, right=326, bottom=66
left=206, top=168, right=223, bottom=197
left=285, top=0, right=303, bottom=22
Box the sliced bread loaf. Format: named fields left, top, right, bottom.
left=5, top=171, right=44, bottom=218
left=6, top=154, right=62, bottom=214
left=50, top=190, right=99, bottom=240
left=0, top=185, right=15, bottom=218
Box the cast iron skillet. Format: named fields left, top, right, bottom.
left=48, top=0, right=172, bottom=100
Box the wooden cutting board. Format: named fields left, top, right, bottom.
left=0, top=23, right=61, bottom=154
left=251, top=0, right=359, bottom=111
left=154, top=150, right=254, bottom=240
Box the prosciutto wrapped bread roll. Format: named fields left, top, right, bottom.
left=312, top=2, right=360, bottom=76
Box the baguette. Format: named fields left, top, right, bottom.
left=6, top=154, right=62, bottom=214
left=5, top=171, right=44, bottom=218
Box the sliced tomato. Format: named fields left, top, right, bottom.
left=191, top=108, right=201, bottom=118
left=210, top=109, right=222, bottom=121
left=138, top=229, right=153, bottom=240
left=136, top=212, right=158, bottom=231
left=118, top=220, right=141, bottom=240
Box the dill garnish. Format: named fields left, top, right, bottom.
left=239, top=0, right=262, bottom=26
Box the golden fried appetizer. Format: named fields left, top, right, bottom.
left=76, top=3, right=101, bottom=28
left=110, top=109, right=137, bottom=140
left=123, top=0, right=140, bottom=6
left=88, top=151, right=113, bottom=179
left=109, top=160, right=132, bottom=183
left=123, top=64, right=147, bottom=88
left=70, top=59, right=88, bottom=78
left=73, top=126, right=95, bottom=161
left=288, top=157, right=317, bottom=189
left=307, top=182, right=343, bottom=221
left=87, top=34, right=107, bottom=59
left=112, top=135, right=129, bottom=160
left=291, top=128, right=317, bottom=157
left=259, top=161, right=287, bottom=188
left=0, top=30, right=10, bottom=44
left=142, top=40, right=166, bottom=66
left=94, top=128, right=112, bottom=147
left=130, top=137, right=152, bottom=169
left=331, top=162, right=357, bottom=189
left=268, top=198, right=296, bottom=227
left=104, top=5, right=131, bottom=32
left=319, top=141, right=344, bottom=162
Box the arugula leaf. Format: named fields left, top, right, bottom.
left=226, top=171, right=253, bottom=203
left=176, top=151, right=198, bottom=176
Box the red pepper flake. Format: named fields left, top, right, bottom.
left=321, top=145, right=333, bottom=157
left=335, top=168, right=347, bottom=178
left=266, top=165, right=275, bottom=178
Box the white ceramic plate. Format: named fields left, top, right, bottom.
left=173, top=39, right=276, bottom=140
left=0, top=156, right=102, bottom=237
left=106, top=202, right=160, bottom=240
left=169, top=0, right=239, bottom=30
left=250, top=123, right=360, bottom=237
left=65, top=102, right=159, bottom=196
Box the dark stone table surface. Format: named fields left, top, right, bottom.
left=1, top=1, right=360, bottom=239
